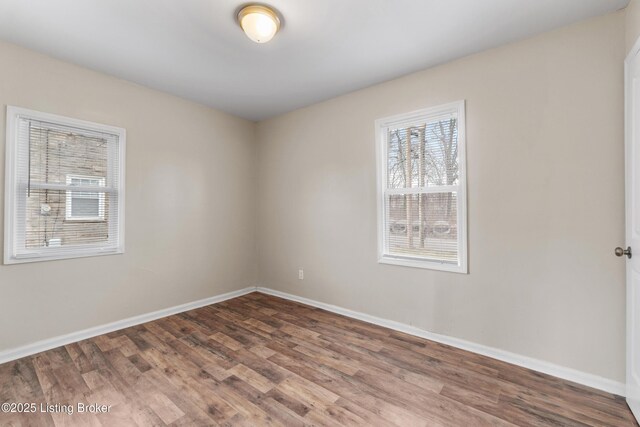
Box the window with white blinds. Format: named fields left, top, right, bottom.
left=376, top=101, right=467, bottom=273
left=4, top=107, right=125, bottom=264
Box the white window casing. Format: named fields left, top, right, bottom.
left=375, top=100, right=467, bottom=273
left=4, top=106, right=126, bottom=264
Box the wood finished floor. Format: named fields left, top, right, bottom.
left=0, top=292, right=636, bottom=427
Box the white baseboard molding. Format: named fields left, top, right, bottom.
left=256, top=286, right=626, bottom=397
left=0, top=286, right=256, bottom=365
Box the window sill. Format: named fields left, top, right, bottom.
left=378, top=255, right=467, bottom=273
left=5, top=247, right=124, bottom=264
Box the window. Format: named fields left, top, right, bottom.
left=4, top=107, right=125, bottom=263
left=65, top=175, right=106, bottom=221
left=376, top=101, right=467, bottom=273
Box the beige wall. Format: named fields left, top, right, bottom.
left=0, top=40, right=257, bottom=351
left=257, top=12, right=626, bottom=381
left=627, top=0, right=640, bottom=54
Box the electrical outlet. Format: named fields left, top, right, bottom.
left=298, top=269, right=304, bottom=280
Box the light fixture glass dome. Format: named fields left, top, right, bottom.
left=238, top=5, right=280, bottom=43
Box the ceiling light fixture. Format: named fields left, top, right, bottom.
left=237, top=4, right=281, bottom=44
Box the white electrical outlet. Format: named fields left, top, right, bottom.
left=298, top=269, right=304, bottom=280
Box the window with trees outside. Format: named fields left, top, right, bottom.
left=4, top=106, right=125, bottom=264
left=376, top=101, right=467, bottom=273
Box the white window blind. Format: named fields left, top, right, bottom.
left=4, top=107, right=125, bottom=264
left=376, top=101, right=467, bottom=273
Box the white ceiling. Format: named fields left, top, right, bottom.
left=0, top=0, right=629, bottom=121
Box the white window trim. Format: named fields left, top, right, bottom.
left=375, top=100, right=468, bottom=273
left=4, top=106, right=126, bottom=264
left=65, top=175, right=106, bottom=221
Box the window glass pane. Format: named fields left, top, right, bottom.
left=79, top=193, right=97, bottom=198
left=25, top=189, right=110, bottom=248
left=70, top=177, right=101, bottom=187
left=71, top=198, right=100, bottom=217
left=29, top=127, right=108, bottom=186
left=385, top=192, right=458, bottom=263
left=70, top=191, right=100, bottom=199
left=387, top=117, right=459, bottom=188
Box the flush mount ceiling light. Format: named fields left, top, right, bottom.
left=237, top=4, right=281, bottom=43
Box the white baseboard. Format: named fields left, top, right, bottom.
left=256, top=286, right=626, bottom=397
left=0, top=286, right=256, bottom=365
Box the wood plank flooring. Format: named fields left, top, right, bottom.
left=0, top=292, right=636, bottom=426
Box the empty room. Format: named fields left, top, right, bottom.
left=2, top=0, right=640, bottom=425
